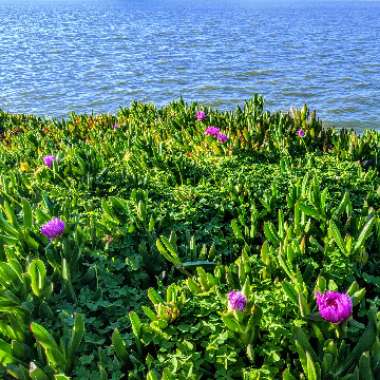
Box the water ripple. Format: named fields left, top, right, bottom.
left=0, top=0, right=379, bottom=130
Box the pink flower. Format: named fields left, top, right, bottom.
left=40, top=218, right=65, bottom=240
left=216, top=133, right=228, bottom=143
left=204, top=126, right=220, bottom=137
left=228, top=291, right=247, bottom=311
left=297, top=129, right=305, bottom=138
left=43, top=155, right=56, bottom=168
left=112, top=123, right=119, bottom=130
left=315, top=291, right=352, bottom=324
left=196, top=111, right=206, bottom=121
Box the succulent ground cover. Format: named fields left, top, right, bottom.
left=0, top=95, right=379, bottom=379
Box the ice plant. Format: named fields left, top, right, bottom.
left=43, top=155, right=56, bottom=168
left=204, top=126, right=220, bottom=137
left=297, top=129, right=305, bottom=138
left=40, top=218, right=65, bottom=240
left=315, top=291, right=352, bottom=324
left=228, top=291, right=247, bottom=311
left=196, top=111, right=206, bottom=121
left=216, top=133, right=228, bottom=143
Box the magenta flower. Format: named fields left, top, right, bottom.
left=204, top=126, right=220, bottom=137
left=196, top=111, right=206, bottom=121
left=43, top=155, right=56, bottom=168
left=228, top=291, right=247, bottom=311
left=216, top=133, right=228, bottom=143
left=315, top=291, right=352, bottom=324
left=112, top=123, right=119, bottom=130
left=40, top=218, right=65, bottom=240
left=297, top=129, right=305, bottom=138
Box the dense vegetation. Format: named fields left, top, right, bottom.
left=0, top=96, right=379, bottom=380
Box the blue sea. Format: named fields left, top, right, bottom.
left=0, top=0, right=379, bottom=130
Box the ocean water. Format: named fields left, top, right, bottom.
left=0, top=0, right=379, bottom=130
